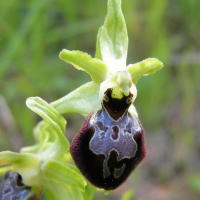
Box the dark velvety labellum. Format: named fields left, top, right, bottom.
left=70, top=89, right=147, bottom=190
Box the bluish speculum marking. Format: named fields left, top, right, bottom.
left=70, top=87, right=147, bottom=190
left=89, top=89, right=141, bottom=178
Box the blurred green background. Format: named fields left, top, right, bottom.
left=0, top=0, right=200, bottom=199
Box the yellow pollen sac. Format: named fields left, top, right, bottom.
left=111, top=86, right=124, bottom=99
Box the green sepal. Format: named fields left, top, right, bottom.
left=59, top=49, right=108, bottom=84
left=26, top=97, right=69, bottom=160
left=42, top=159, right=87, bottom=192
left=51, top=82, right=100, bottom=115
left=126, top=58, right=164, bottom=84
left=100, top=0, right=128, bottom=72
left=95, top=26, right=103, bottom=60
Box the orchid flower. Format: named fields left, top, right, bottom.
left=51, top=0, right=163, bottom=118
left=50, top=0, right=163, bottom=191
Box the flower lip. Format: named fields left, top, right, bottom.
left=70, top=107, right=147, bottom=190
left=103, top=88, right=133, bottom=120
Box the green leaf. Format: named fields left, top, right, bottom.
left=100, top=0, right=128, bottom=72
left=121, top=190, right=135, bottom=200
left=51, top=81, right=101, bottom=115
left=26, top=97, right=69, bottom=160
left=126, top=58, right=164, bottom=84
left=59, top=49, right=108, bottom=84
left=95, top=26, right=103, bottom=60
left=0, top=151, right=41, bottom=186
left=43, top=179, right=84, bottom=200
left=42, top=160, right=87, bottom=192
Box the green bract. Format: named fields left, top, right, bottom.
left=0, top=0, right=163, bottom=199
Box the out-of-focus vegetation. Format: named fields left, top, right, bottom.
left=0, top=0, right=200, bottom=199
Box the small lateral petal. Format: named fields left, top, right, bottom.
left=59, top=49, right=108, bottom=84
left=127, top=58, right=164, bottom=84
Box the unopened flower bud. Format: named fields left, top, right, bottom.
left=0, top=171, right=42, bottom=200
